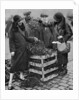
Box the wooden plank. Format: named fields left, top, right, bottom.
left=29, top=58, right=57, bottom=67
left=41, top=58, right=44, bottom=81
left=29, top=62, right=42, bottom=67
left=44, top=67, right=58, bottom=74
left=29, top=67, right=58, bottom=75
left=43, top=58, right=57, bottom=67
left=41, top=74, right=58, bottom=81
left=29, top=69, right=42, bottom=75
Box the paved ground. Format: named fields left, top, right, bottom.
left=5, top=38, right=73, bottom=90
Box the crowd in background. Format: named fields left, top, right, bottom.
left=5, top=11, right=73, bottom=42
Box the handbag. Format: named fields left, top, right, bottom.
left=57, top=42, right=70, bottom=53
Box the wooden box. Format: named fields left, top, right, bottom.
left=29, top=51, right=58, bottom=81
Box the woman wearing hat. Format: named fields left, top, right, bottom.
left=8, top=15, right=38, bottom=90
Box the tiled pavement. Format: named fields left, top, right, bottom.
left=5, top=40, right=73, bottom=90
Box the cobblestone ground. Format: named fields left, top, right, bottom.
left=5, top=38, right=73, bottom=90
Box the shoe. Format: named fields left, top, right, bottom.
left=59, top=69, right=67, bottom=76
left=63, top=69, right=68, bottom=75
left=8, top=86, right=14, bottom=90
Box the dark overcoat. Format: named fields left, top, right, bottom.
left=39, top=22, right=53, bottom=47
left=53, top=23, right=73, bottom=66
left=9, top=29, right=33, bottom=73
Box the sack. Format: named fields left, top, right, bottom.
left=57, top=42, right=70, bottom=53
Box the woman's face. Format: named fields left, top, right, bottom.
left=18, top=20, right=23, bottom=26
left=18, top=21, right=25, bottom=31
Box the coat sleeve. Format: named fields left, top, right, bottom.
left=49, top=25, right=58, bottom=42
left=9, top=30, right=16, bottom=53
left=63, top=23, right=73, bottom=42
left=25, top=31, right=35, bottom=43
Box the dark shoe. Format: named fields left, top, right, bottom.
left=64, top=69, right=68, bottom=75
left=59, top=69, right=68, bottom=76
left=8, top=86, right=14, bottom=90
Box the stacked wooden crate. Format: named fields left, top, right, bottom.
left=29, top=51, right=58, bottom=81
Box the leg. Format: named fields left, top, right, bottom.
left=59, top=53, right=68, bottom=76
left=57, top=52, right=63, bottom=72
left=62, top=53, right=68, bottom=69
left=8, top=73, right=14, bottom=90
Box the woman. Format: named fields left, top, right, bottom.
left=8, top=15, right=38, bottom=90
left=53, top=12, right=72, bottom=75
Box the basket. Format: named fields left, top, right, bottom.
left=57, top=42, right=70, bottom=53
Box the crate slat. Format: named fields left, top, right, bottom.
left=41, top=74, right=58, bottom=81
left=29, top=59, right=57, bottom=67
left=29, top=67, right=58, bottom=76
left=44, top=67, right=58, bottom=74
left=29, top=69, right=42, bottom=75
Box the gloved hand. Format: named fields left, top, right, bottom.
left=52, top=41, right=61, bottom=44
left=11, top=52, right=15, bottom=57
left=57, top=35, right=63, bottom=39
left=33, top=37, right=39, bottom=42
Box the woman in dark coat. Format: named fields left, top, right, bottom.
left=8, top=15, right=37, bottom=89
left=53, top=12, right=72, bottom=75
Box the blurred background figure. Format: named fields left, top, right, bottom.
left=23, top=11, right=32, bottom=23
left=67, top=13, right=73, bottom=34
left=22, top=11, right=32, bottom=37
left=67, top=13, right=73, bottom=40
left=67, top=13, right=73, bottom=27
left=5, top=15, right=13, bottom=38
left=23, top=11, right=43, bottom=41
left=40, top=13, right=48, bottom=23
left=23, top=11, right=40, bottom=40
left=38, top=13, right=53, bottom=47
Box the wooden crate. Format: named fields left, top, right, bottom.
left=29, top=51, right=58, bottom=81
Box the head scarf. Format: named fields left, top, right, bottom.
left=54, top=12, right=65, bottom=29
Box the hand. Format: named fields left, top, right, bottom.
left=33, top=37, right=39, bottom=42
left=57, top=41, right=61, bottom=44
left=57, top=35, right=63, bottom=39
left=11, top=52, right=15, bottom=57
left=52, top=41, right=61, bottom=44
